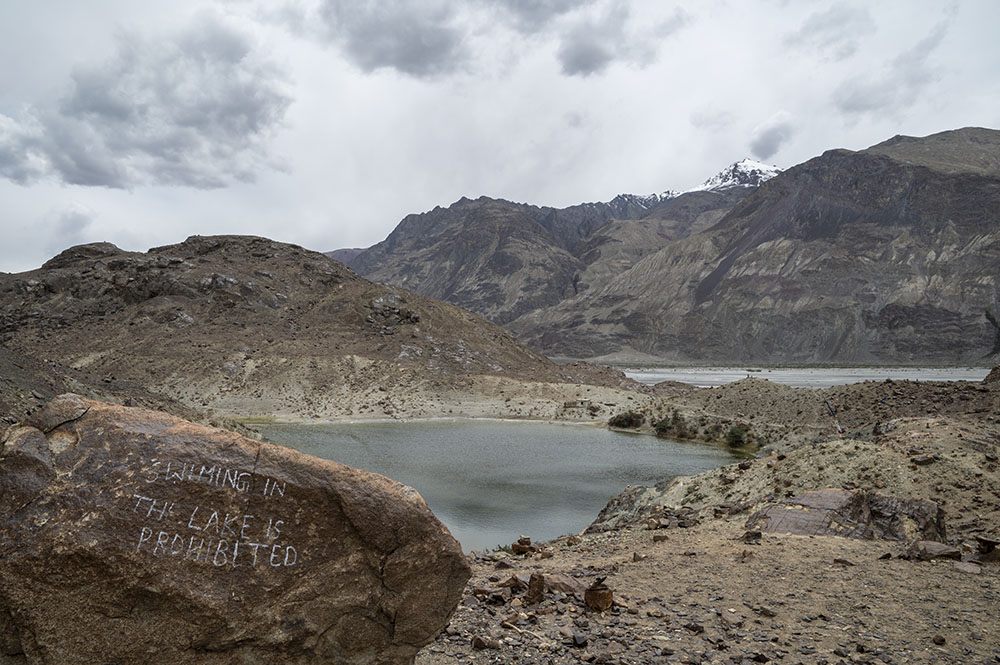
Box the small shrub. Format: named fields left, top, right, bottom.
left=726, top=424, right=750, bottom=447
left=653, top=409, right=691, bottom=439
left=609, top=411, right=644, bottom=428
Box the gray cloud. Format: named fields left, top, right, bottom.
left=0, top=14, right=291, bottom=189
left=317, top=0, right=468, bottom=78
left=557, top=4, right=689, bottom=77
left=489, top=0, right=591, bottom=32
left=295, top=1, right=689, bottom=79
left=833, top=17, right=951, bottom=116
left=785, top=3, right=875, bottom=61
left=749, top=111, right=795, bottom=160
left=44, top=205, right=96, bottom=256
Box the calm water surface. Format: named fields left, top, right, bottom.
left=259, top=421, right=737, bottom=552
left=624, top=366, right=988, bottom=388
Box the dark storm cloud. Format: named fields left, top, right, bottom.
left=833, top=18, right=950, bottom=116
left=749, top=112, right=795, bottom=160
left=317, top=0, right=467, bottom=77
left=557, top=5, right=689, bottom=77
left=0, top=15, right=290, bottom=189
left=785, top=3, right=875, bottom=61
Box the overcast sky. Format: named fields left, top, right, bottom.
left=1, top=0, right=998, bottom=272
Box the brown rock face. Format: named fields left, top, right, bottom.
left=745, top=489, right=945, bottom=541
left=0, top=395, right=470, bottom=665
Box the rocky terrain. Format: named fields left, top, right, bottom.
left=0, top=344, right=201, bottom=440
left=0, top=236, right=649, bottom=424
left=512, top=128, right=1000, bottom=363
left=349, top=161, right=767, bottom=328
left=414, top=373, right=1000, bottom=665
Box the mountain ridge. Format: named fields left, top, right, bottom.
left=511, top=128, right=1000, bottom=363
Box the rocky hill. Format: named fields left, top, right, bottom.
left=510, top=128, right=1000, bottom=363
left=351, top=161, right=770, bottom=327
left=0, top=236, right=644, bottom=422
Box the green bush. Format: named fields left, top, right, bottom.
left=726, top=424, right=750, bottom=447
left=609, top=411, right=644, bottom=428
left=653, top=409, right=691, bottom=439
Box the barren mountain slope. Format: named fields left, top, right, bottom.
left=512, top=128, right=1000, bottom=363
left=572, top=188, right=751, bottom=293
left=0, top=236, right=642, bottom=421
left=353, top=198, right=586, bottom=325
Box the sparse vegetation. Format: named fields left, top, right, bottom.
left=608, top=410, right=644, bottom=428
left=653, top=409, right=691, bottom=439
left=726, top=424, right=750, bottom=447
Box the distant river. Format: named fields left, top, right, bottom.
left=258, top=421, right=737, bottom=552
left=623, top=366, right=989, bottom=388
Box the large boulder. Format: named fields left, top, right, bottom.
left=0, top=395, right=470, bottom=665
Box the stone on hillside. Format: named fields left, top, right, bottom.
left=583, top=578, right=614, bottom=612
left=984, top=365, right=1000, bottom=383
left=745, top=489, right=945, bottom=541
left=906, top=540, right=962, bottom=561
left=0, top=395, right=470, bottom=665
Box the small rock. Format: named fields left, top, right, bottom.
left=878, top=552, right=892, bottom=560
left=584, top=578, right=614, bottom=612
left=471, top=635, right=500, bottom=650
left=757, top=606, right=777, bottom=618
left=932, top=635, right=946, bottom=646
left=652, top=534, right=668, bottom=543
left=953, top=561, right=982, bottom=574
left=742, top=530, right=762, bottom=545
left=632, top=552, right=648, bottom=562
left=683, top=622, right=705, bottom=634
left=907, top=540, right=962, bottom=561
left=526, top=572, right=545, bottom=605
left=833, top=558, right=855, bottom=566
left=573, top=632, right=589, bottom=648
left=911, top=455, right=937, bottom=466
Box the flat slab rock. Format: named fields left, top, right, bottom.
left=745, top=488, right=946, bottom=541
left=0, top=395, right=470, bottom=665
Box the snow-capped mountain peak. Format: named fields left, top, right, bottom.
left=601, top=159, right=779, bottom=213
left=688, top=158, right=781, bottom=192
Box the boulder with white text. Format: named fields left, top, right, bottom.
left=0, top=394, right=470, bottom=665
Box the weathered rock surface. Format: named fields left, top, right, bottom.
left=0, top=395, right=470, bottom=665
left=745, top=489, right=945, bottom=541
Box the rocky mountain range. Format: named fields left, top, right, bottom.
left=347, top=159, right=774, bottom=327
left=344, top=129, right=1000, bottom=364
left=0, top=236, right=641, bottom=423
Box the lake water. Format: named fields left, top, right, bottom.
left=623, top=366, right=989, bottom=388
left=258, top=421, right=737, bottom=552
